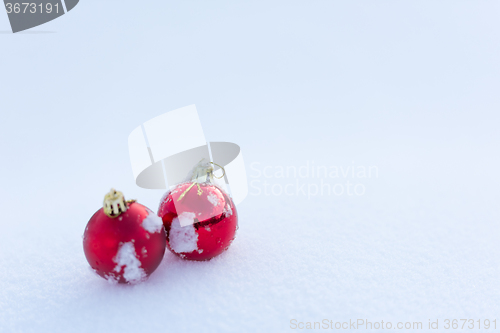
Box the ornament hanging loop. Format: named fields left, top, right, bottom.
left=210, top=162, right=225, bottom=179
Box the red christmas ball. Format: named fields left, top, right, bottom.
left=83, top=189, right=166, bottom=284
left=158, top=182, right=238, bottom=261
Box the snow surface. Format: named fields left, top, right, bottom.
left=1, top=1, right=500, bottom=332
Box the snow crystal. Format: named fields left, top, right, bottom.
left=178, top=211, right=197, bottom=227
left=142, top=212, right=164, bottom=233
left=113, top=242, right=146, bottom=284
left=159, top=190, right=170, bottom=204
left=105, top=274, right=119, bottom=285
left=207, top=192, right=219, bottom=207
left=223, top=205, right=233, bottom=217
left=169, top=215, right=198, bottom=253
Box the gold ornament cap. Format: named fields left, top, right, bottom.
left=103, top=189, right=130, bottom=218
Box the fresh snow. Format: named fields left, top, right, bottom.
left=169, top=215, right=199, bottom=253
left=177, top=211, right=197, bottom=227
left=141, top=211, right=164, bottom=233
left=207, top=192, right=219, bottom=207
left=1, top=2, right=500, bottom=332
left=223, top=205, right=233, bottom=217
left=113, top=242, right=146, bottom=284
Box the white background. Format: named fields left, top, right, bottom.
left=0, top=1, right=499, bottom=332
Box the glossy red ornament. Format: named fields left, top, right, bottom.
left=83, top=190, right=166, bottom=284
left=158, top=182, right=238, bottom=261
